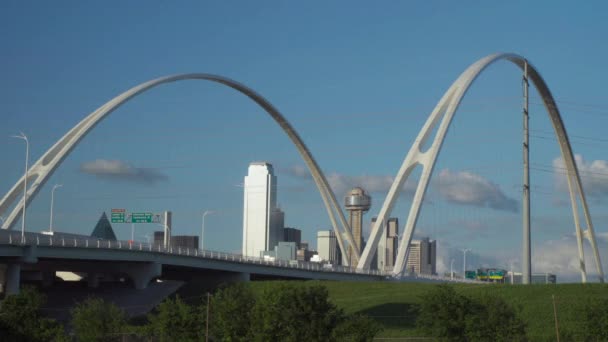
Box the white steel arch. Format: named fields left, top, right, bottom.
left=0, top=74, right=360, bottom=265
left=357, top=53, right=604, bottom=283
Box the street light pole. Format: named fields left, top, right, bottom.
left=510, top=260, right=515, bottom=284
left=11, top=132, right=29, bottom=242
left=461, top=248, right=471, bottom=276
left=49, top=184, right=62, bottom=234
left=201, top=210, right=214, bottom=250
left=450, top=258, right=455, bottom=280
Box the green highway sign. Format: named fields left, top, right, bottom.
left=111, top=213, right=125, bottom=223
left=129, top=212, right=162, bottom=224
left=111, top=209, right=126, bottom=223
left=109, top=210, right=162, bottom=224
left=130, top=212, right=153, bottom=223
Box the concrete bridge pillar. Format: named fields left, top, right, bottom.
left=87, top=273, right=100, bottom=289
left=41, top=271, right=55, bottom=288
left=5, top=264, right=21, bottom=295
left=0, top=264, right=5, bottom=294
left=126, top=262, right=162, bottom=290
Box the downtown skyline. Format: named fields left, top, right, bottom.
left=2, top=1, right=608, bottom=281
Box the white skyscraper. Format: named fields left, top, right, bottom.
left=242, top=162, right=281, bottom=257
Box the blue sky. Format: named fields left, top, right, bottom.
left=2, top=1, right=608, bottom=281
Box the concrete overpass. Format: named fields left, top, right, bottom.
left=0, top=230, right=391, bottom=296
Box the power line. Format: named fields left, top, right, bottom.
left=531, top=129, right=608, bottom=144
left=531, top=163, right=608, bottom=178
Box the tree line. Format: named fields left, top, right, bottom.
left=2, top=283, right=608, bottom=341
left=0, top=283, right=380, bottom=341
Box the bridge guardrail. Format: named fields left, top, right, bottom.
left=0, top=233, right=389, bottom=277
left=0, top=233, right=481, bottom=283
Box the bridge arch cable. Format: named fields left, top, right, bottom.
left=0, top=74, right=360, bottom=266
left=357, top=53, right=604, bottom=283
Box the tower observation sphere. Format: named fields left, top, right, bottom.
left=344, top=187, right=371, bottom=266
left=344, top=187, right=371, bottom=212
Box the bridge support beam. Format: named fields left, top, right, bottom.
left=41, top=271, right=55, bottom=288
left=5, top=264, right=21, bottom=295
left=87, top=273, right=100, bottom=289
left=125, top=263, right=162, bottom=290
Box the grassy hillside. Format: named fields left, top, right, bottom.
left=251, top=281, right=608, bottom=340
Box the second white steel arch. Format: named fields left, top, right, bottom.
left=0, top=74, right=360, bottom=265
left=357, top=53, right=604, bottom=283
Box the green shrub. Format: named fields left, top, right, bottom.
left=71, top=297, right=127, bottom=342
left=416, top=284, right=526, bottom=341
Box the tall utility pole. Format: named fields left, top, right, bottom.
left=522, top=60, right=531, bottom=284
left=552, top=294, right=560, bottom=342
left=205, top=292, right=211, bottom=342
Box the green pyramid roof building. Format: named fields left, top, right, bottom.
left=91, top=212, right=118, bottom=241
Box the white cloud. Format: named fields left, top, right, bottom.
left=437, top=169, right=518, bottom=212
left=434, top=240, right=505, bottom=275
left=553, top=154, right=608, bottom=198
left=325, top=173, right=416, bottom=197
left=596, top=232, right=608, bottom=243
left=284, top=164, right=518, bottom=212
left=284, top=164, right=312, bottom=180
left=448, top=219, right=491, bottom=234
left=283, top=165, right=416, bottom=196
left=80, top=159, right=168, bottom=184
left=431, top=234, right=607, bottom=282
left=532, top=235, right=606, bottom=282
